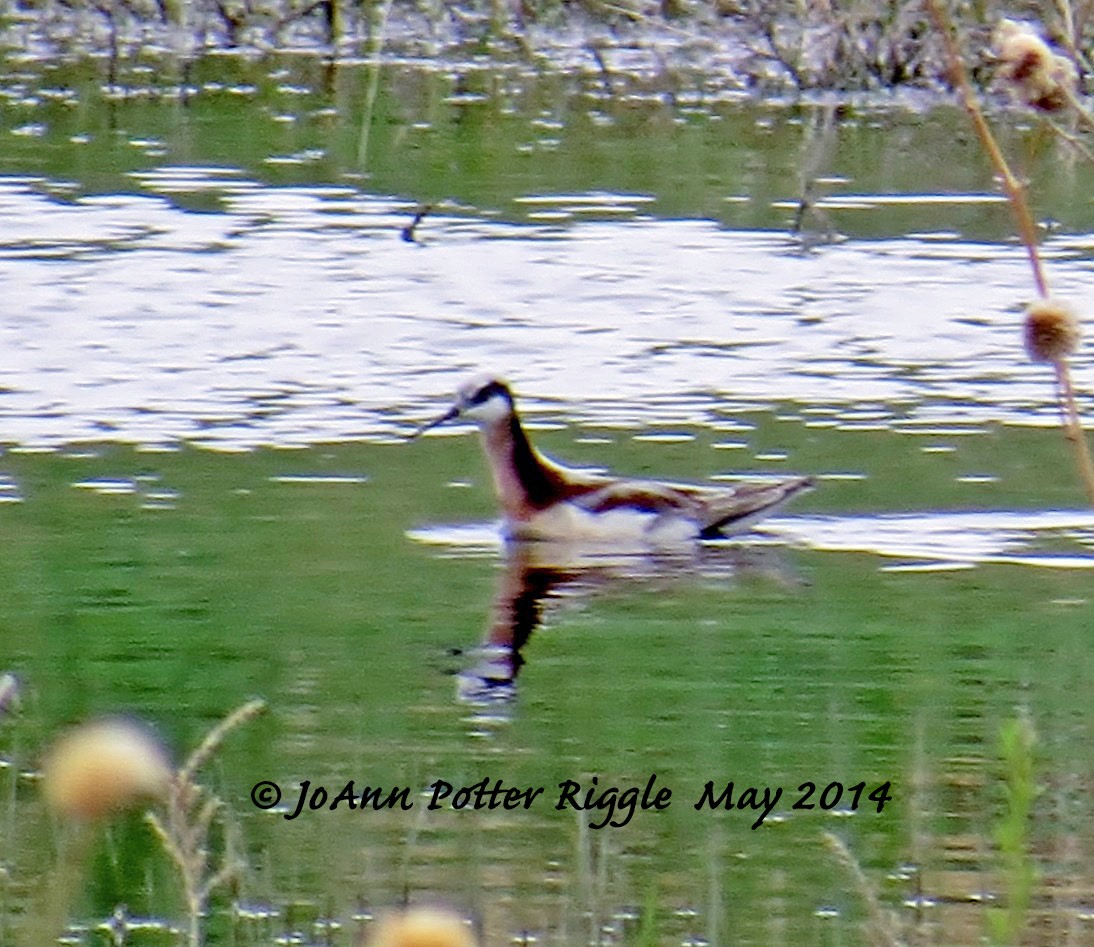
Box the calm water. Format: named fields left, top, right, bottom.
left=1, top=47, right=1094, bottom=947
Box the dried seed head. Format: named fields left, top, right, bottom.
left=1024, top=298, right=1081, bottom=362
left=366, top=907, right=477, bottom=947
left=993, top=19, right=1077, bottom=112
left=42, top=719, right=173, bottom=821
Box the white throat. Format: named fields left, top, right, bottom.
left=462, top=393, right=513, bottom=427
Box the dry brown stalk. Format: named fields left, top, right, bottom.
left=926, top=0, right=1094, bottom=507
left=926, top=0, right=1048, bottom=295
left=1054, top=360, right=1094, bottom=504
left=178, top=698, right=266, bottom=785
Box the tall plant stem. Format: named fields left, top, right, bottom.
left=926, top=0, right=1048, bottom=297
left=927, top=0, right=1094, bottom=507
left=1055, top=360, right=1094, bottom=504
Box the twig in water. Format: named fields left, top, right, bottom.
left=588, top=42, right=616, bottom=98
left=401, top=203, right=433, bottom=243
left=358, top=0, right=394, bottom=172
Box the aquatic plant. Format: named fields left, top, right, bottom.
left=0, top=673, right=19, bottom=718
left=634, top=881, right=660, bottom=947
left=0, top=674, right=21, bottom=947
left=988, top=714, right=1040, bottom=945
left=358, top=0, right=394, bottom=170
left=31, top=705, right=260, bottom=944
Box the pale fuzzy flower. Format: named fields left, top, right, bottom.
left=993, top=19, right=1077, bottom=112
left=42, top=719, right=173, bottom=821
left=1024, top=298, right=1081, bottom=363
left=366, top=907, right=477, bottom=947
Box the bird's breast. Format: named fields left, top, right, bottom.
left=507, top=502, right=697, bottom=546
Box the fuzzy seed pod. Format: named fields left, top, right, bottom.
left=366, top=907, right=477, bottom=947
left=1024, top=298, right=1081, bottom=363
left=42, top=719, right=173, bottom=821
left=993, top=19, right=1077, bottom=112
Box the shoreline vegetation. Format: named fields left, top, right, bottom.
left=1, top=0, right=1091, bottom=95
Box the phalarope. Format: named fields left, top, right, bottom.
left=414, top=376, right=813, bottom=544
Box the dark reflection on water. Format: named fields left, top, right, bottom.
left=1, top=440, right=1093, bottom=944
left=456, top=541, right=803, bottom=705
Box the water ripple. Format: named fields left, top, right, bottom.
left=768, top=509, right=1094, bottom=568
left=408, top=510, right=1094, bottom=571
left=0, top=174, right=1090, bottom=449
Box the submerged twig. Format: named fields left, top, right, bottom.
left=401, top=203, right=433, bottom=243
left=1043, top=114, right=1094, bottom=163
left=1053, top=355, right=1094, bottom=504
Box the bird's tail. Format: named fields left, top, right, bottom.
left=699, top=476, right=814, bottom=538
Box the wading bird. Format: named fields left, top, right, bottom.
left=413, top=376, right=813, bottom=545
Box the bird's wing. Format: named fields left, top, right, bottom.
left=696, top=476, right=814, bottom=537
left=569, top=479, right=700, bottom=516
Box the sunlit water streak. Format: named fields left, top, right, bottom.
left=2, top=173, right=1092, bottom=449
left=408, top=508, right=1094, bottom=570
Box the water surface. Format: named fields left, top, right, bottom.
left=1, top=49, right=1093, bottom=947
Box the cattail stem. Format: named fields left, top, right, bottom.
left=927, top=0, right=1094, bottom=508
left=1054, top=360, right=1094, bottom=505
left=926, top=0, right=1049, bottom=297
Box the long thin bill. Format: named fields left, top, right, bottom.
left=408, top=405, right=460, bottom=440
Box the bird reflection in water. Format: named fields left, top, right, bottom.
left=454, top=539, right=802, bottom=705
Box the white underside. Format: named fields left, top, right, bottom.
left=507, top=502, right=698, bottom=546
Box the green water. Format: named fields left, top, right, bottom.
left=1, top=43, right=1093, bottom=947
left=3, top=424, right=1093, bottom=944
left=4, top=50, right=1094, bottom=235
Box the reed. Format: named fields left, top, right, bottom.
left=357, top=0, right=394, bottom=171
left=12, top=0, right=1082, bottom=94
